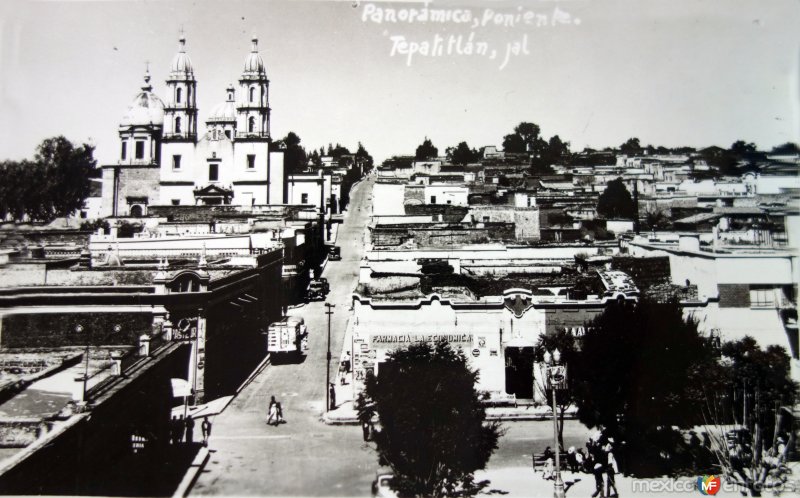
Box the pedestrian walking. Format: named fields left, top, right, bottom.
left=276, top=402, right=284, bottom=424
left=201, top=416, right=212, bottom=446
left=591, top=462, right=606, bottom=497
left=362, top=420, right=370, bottom=441
left=185, top=417, right=195, bottom=444
left=267, top=395, right=278, bottom=426
left=343, top=351, right=352, bottom=373
left=605, top=443, right=619, bottom=497
left=339, top=362, right=347, bottom=385
left=575, top=448, right=585, bottom=473
left=329, top=383, right=336, bottom=410
left=566, top=446, right=577, bottom=473
left=170, top=415, right=180, bottom=445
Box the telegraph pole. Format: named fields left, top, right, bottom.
left=325, top=303, right=335, bottom=412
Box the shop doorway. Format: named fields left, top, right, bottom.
left=505, top=347, right=534, bottom=399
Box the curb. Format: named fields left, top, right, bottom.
left=321, top=411, right=578, bottom=426
left=172, top=446, right=210, bottom=498
left=235, top=353, right=272, bottom=396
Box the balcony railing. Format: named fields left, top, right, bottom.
left=162, top=133, right=197, bottom=141
left=235, top=131, right=270, bottom=139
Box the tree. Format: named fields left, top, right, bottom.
left=415, top=137, right=439, bottom=160
left=502, top=122, right=541, bottom=154
left=770, top=142, right=799, bottom=155
left=281, top=131, right=308, bottom=174
left=330, top=143, right=351, bottom=158
left=596, top=178, right=635, bottom=219
left=619, top=137, right=642, bottom=156
left=356, top=341, right=503, bottom=497
left=355, top=142, right=374, bottom=172
left=730, top=140, right=757, bottom=156
left=571, top=299, right=718, bottom=475
left=0, top=137, right=96, bottom=223
left=701, top=337, right=797, bottom=496
left=449, top=142, right=479, bottom=166
left=642, top=207, right=670, bottom=230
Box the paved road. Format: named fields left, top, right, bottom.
left=191, top=176, right=378, bottom=497
left=190, top=174, right=593, bottom=496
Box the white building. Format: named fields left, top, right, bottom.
left=102, top=36, right=284, bottom=217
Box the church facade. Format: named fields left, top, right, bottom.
left=101, top=36, right=285, bottom=218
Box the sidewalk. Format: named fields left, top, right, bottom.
left=324, top=403, right=576, bottom=425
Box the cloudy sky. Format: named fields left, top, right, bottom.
left=0, top=0, right=798, bottom=164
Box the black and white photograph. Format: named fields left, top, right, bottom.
left=0, top=0, right=798, bottom=496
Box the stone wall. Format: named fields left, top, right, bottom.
left=466, top=205, right=541, bottom=241
left=110, top=166, right=160, bottom=217
left=0, top=312, right=152, bottom=348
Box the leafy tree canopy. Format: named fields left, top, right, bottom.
left=619, top=137, right=642, bottom=156
left=596, top=177, right=635, bottom=219
left=502, top=122, right=541, bottom=154
left=770, top=142, right=799, bottom=155
left=0, top=136, right=96, bottom=222
left=357, top=341, right=503, bottom=497
left=448, top=142, right=480, bottom=166
left=571, top=299, right=718, bottom=475
left=281, top=131, right=308, bottom=174
left=415, top=137, right=439, bottom=160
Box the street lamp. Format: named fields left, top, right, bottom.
left=543, top=348, right=566, bottom=498
left=325, top=303, right=335, bottom=412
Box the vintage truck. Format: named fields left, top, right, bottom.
left=266, top=316, right=307, bottom=356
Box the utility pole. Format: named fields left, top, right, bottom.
left=325, top=303, right=335, bottom=412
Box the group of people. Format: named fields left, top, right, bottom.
left=267, top=395, right=285, bottom=426
left=539, top=436, right=619, bottom=497
left=169, top=415, right=212, bottom=446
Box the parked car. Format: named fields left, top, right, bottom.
left=306, top=278, right=330, bottom=301
left=371, top=473, right=396, bottom=498
left=328, top=245, right=341, bottom=261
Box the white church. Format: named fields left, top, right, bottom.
left=101, top=36, right=285, bottom=217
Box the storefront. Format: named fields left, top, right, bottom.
left=350, top=288, right=619, bottom=403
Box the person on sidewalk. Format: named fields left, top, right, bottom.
left=343, top=351, right=352, bottom=373
left=329, top=383, right=336, bottom=411
left=185, top=417, right=195, bottom=444
left=591, top=462, right=606, bottom=498
left=267, top=395, right=278, bottom=426
left=201, top=416, right=212, bottom=446
left=605, top=442, right=619, bottom=497
left=361, top=420, right=371, bottom=441
left=170, top=416, right=180, bottom=445
left=542, top=446, right=555, bottom=480
left=567, top=446, right=577, bottom=473
left=276, top=402, right=284, bottom=424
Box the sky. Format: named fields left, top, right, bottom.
left=0, top=0, right=798, bottom=165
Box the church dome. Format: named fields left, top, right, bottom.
left=207, top=86, right=236, bottom=123
left=243, top=37, right=266, bottom=75
left=120, top=71, right=165, bottom=127
left=170, top=36, right=194, bottom=77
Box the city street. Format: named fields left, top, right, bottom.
left=189, top=174, right=596, bottom=497
left=191, top=175, right=379, bottom=496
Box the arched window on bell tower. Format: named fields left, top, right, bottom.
left=249, top=87, right=255, bottom=103
left=175, top=116, right=182, bottom=134
left=177, top=87, right=182, bottom=104
left=248, top=116, right=255, bottom=133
